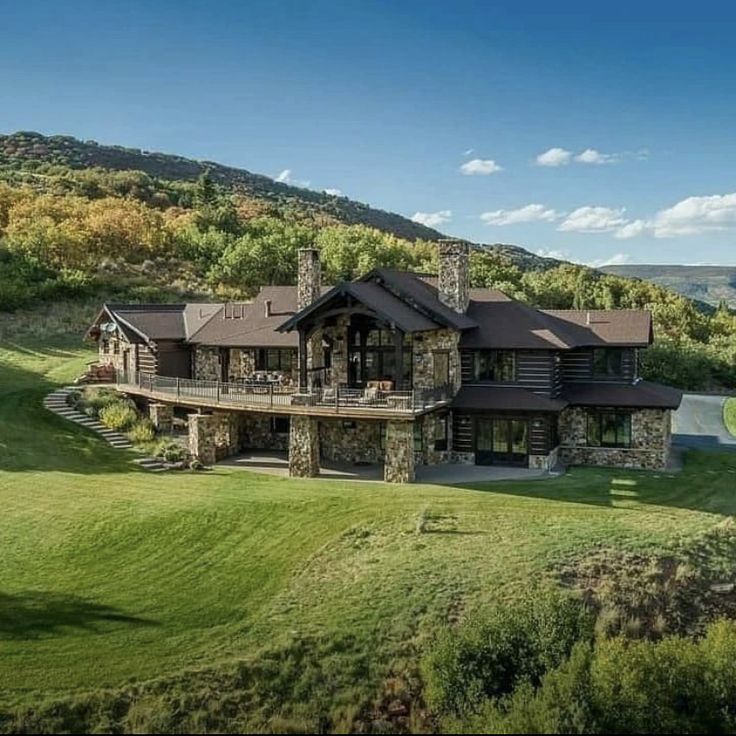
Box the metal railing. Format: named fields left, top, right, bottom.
left=116, top=371, right=450, bottom=414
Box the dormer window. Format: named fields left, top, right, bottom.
left=593, top=348, right=623, bottom=377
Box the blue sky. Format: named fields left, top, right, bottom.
left=2, top=0, right=736, bottom=265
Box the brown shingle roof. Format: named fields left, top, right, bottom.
left=561, top=380, right=682, bottom=409
left=543, top=309, right=652, bottom=347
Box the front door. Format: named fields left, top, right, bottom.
left=475, top=417, right=528, bottom=466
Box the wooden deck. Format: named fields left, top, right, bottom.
left=116, top=372, right=450, bottom=420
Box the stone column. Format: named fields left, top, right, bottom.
left=149, top=402, right=173, bottom=433
left=437, top=239, right=470, bottom=313
left=289, top=415, right=320, bottom=477
left=188, top=413, right=216, bottom=465
left=384, top=420, right=416, bottom=483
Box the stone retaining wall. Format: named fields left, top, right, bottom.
left=238, top=412, right=290, bottom=451
left=319, top=418, right=384, bottom=465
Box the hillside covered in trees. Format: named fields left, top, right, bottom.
left=0, top=131, right=735, bottom=390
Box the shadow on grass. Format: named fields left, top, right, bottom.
left=0, top=591, right=159, bottom=639
left=450, top=450, right=736, bottom=516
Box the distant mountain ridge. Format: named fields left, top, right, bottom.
left=601, top=264, right=736, bottom=308
left=0, top=131, right=556, bottom=270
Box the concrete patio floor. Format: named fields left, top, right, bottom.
left=218, top=451, right=558, bottom=484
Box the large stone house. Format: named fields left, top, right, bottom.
left=86, top=241, right=682, bottom=482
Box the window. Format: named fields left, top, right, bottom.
left=587, top=411, right=632, bottom=448
left=113, top=340, right=120, bottom=355
left=414, top=424, right=423, bottom=453
left=593, top=348, right=624, bottom=377
left=348, top=329, right=412, bottom=386
left=472, top=351, right=515, bottom=382
left=271, top=416, right=290, bottom=434
left=102, top=339, right=109, bottom=354
left=434, top=414, right=448, bottom=451
left=257, top=349, right=294, bottom=372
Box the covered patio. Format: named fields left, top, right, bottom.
left=218, top=450, right=557, bottom=485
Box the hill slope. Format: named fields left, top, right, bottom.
left=601, top=264, right=736, bottom=308
left=0, top=131, right=555, bottom=269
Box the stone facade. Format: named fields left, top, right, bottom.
left=414, top=412, right=450, bottom=465
left=319, top=418, right=385, bottom=465
left=193, top=346, right=220, bottom=381
left=297, top=248, right=321, bottom=310
left=322, top=315, right=350, bottom=386
left=437, top=240, right=470, bottom=314
left=149, top=402, right=173, bottom=433
left=98, top=332, right=130, bottom=373
left=412, top=328, right=461, bottom=393
left=559, top=406, right=671, bottom=470
left=238, top=412, right=290, bottom=451
left=384, top=420, right=415, bottom=483
left=289, top=415, right=320, bottom=477
left=529, top=446, right=559, bottom=470
left=227, top=348, right=256, bottom=381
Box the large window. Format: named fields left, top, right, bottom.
left=348, top=328, right=412, bottom=386
left=593, top=348, right=624, bottom=377
left=256, top=349, right=294, bottom=372
left=587, top=411, right=632, bottom=448
left=434, top=414, right=448, bottom=451
left=472, top=350, right=516, bottom=382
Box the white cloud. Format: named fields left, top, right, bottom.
left=481, top=203, right=562, bottom=226
left=589, top=253, right=632, bottom=267
left=614, top=219, right=647, bottom=239
left=651, top=193, right=736, bottom=238
left=323, top=188, right=342, bottom=196
left=411, top=209, right=452, bottom=227
left=535, top=147, right=573, bottom=167
left=558, top=206, right=628, bottom=233
left=536, top=248, right=571, bottom=260
left=460, top=158, right=503, bottom=175
left=463, top=148, right=475, bottom=156
left=574, top=148, right=619, bottom=165
left=275, top=168, right=311, bottom=187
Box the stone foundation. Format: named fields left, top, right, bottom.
left=149, top=402, right=173, bottom=433
left=289, top=415, right=320, bottom=477
left=559, top=407, right=671, bottom=470
left=529, top=446, right=559, bottom=470
left=384, top=420, right=415, bottom=483
left=319, top=418, right=384, bottom=465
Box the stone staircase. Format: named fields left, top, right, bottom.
left=43, top=386, right=167, bottom=472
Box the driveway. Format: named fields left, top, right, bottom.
left=672, top=393, right=736, bottom=450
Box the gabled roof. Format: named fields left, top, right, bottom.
left=278, top=280, right=442, bottom=333
left=187, top=287, right=305, bottom=347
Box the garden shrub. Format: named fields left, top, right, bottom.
left=99, top=402, right=138, bottom=432
left=152, top=439, right=186, bottom=462
left=420, top=591, right=593, bottom=716
left=127, top=419, right=156, bottom=444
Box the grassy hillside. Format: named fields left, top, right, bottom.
left=2, top=336, right=736, bottom=732
left=0, top=131, right=555, bottom=269
left=602, top=264, right=736, bottom=308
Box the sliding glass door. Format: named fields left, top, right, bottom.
left=475, top=417, right=528, bottom=466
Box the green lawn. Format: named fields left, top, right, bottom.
left=2, top=336, right=736, bottom=731
left=725, top=396, right=736, bottom=437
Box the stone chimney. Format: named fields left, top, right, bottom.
left=297, top=248, right=321, bottom=310
left=437, top=239, right=470, bottom=313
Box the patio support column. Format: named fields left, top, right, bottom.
left=188, top=412, right=216, bottom=465
left=149, top=402, right=173, bottom=433
left=289, top=415, right=320, bottom=477
left=384, top=419, right=415, bottom=483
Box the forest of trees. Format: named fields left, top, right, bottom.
left=0, top=163, right=735, bottom=390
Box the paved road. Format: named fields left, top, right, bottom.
left=672, top=393, right=736, bottom=450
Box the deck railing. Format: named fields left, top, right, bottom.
left=116, top=371, right=450, bottom=415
